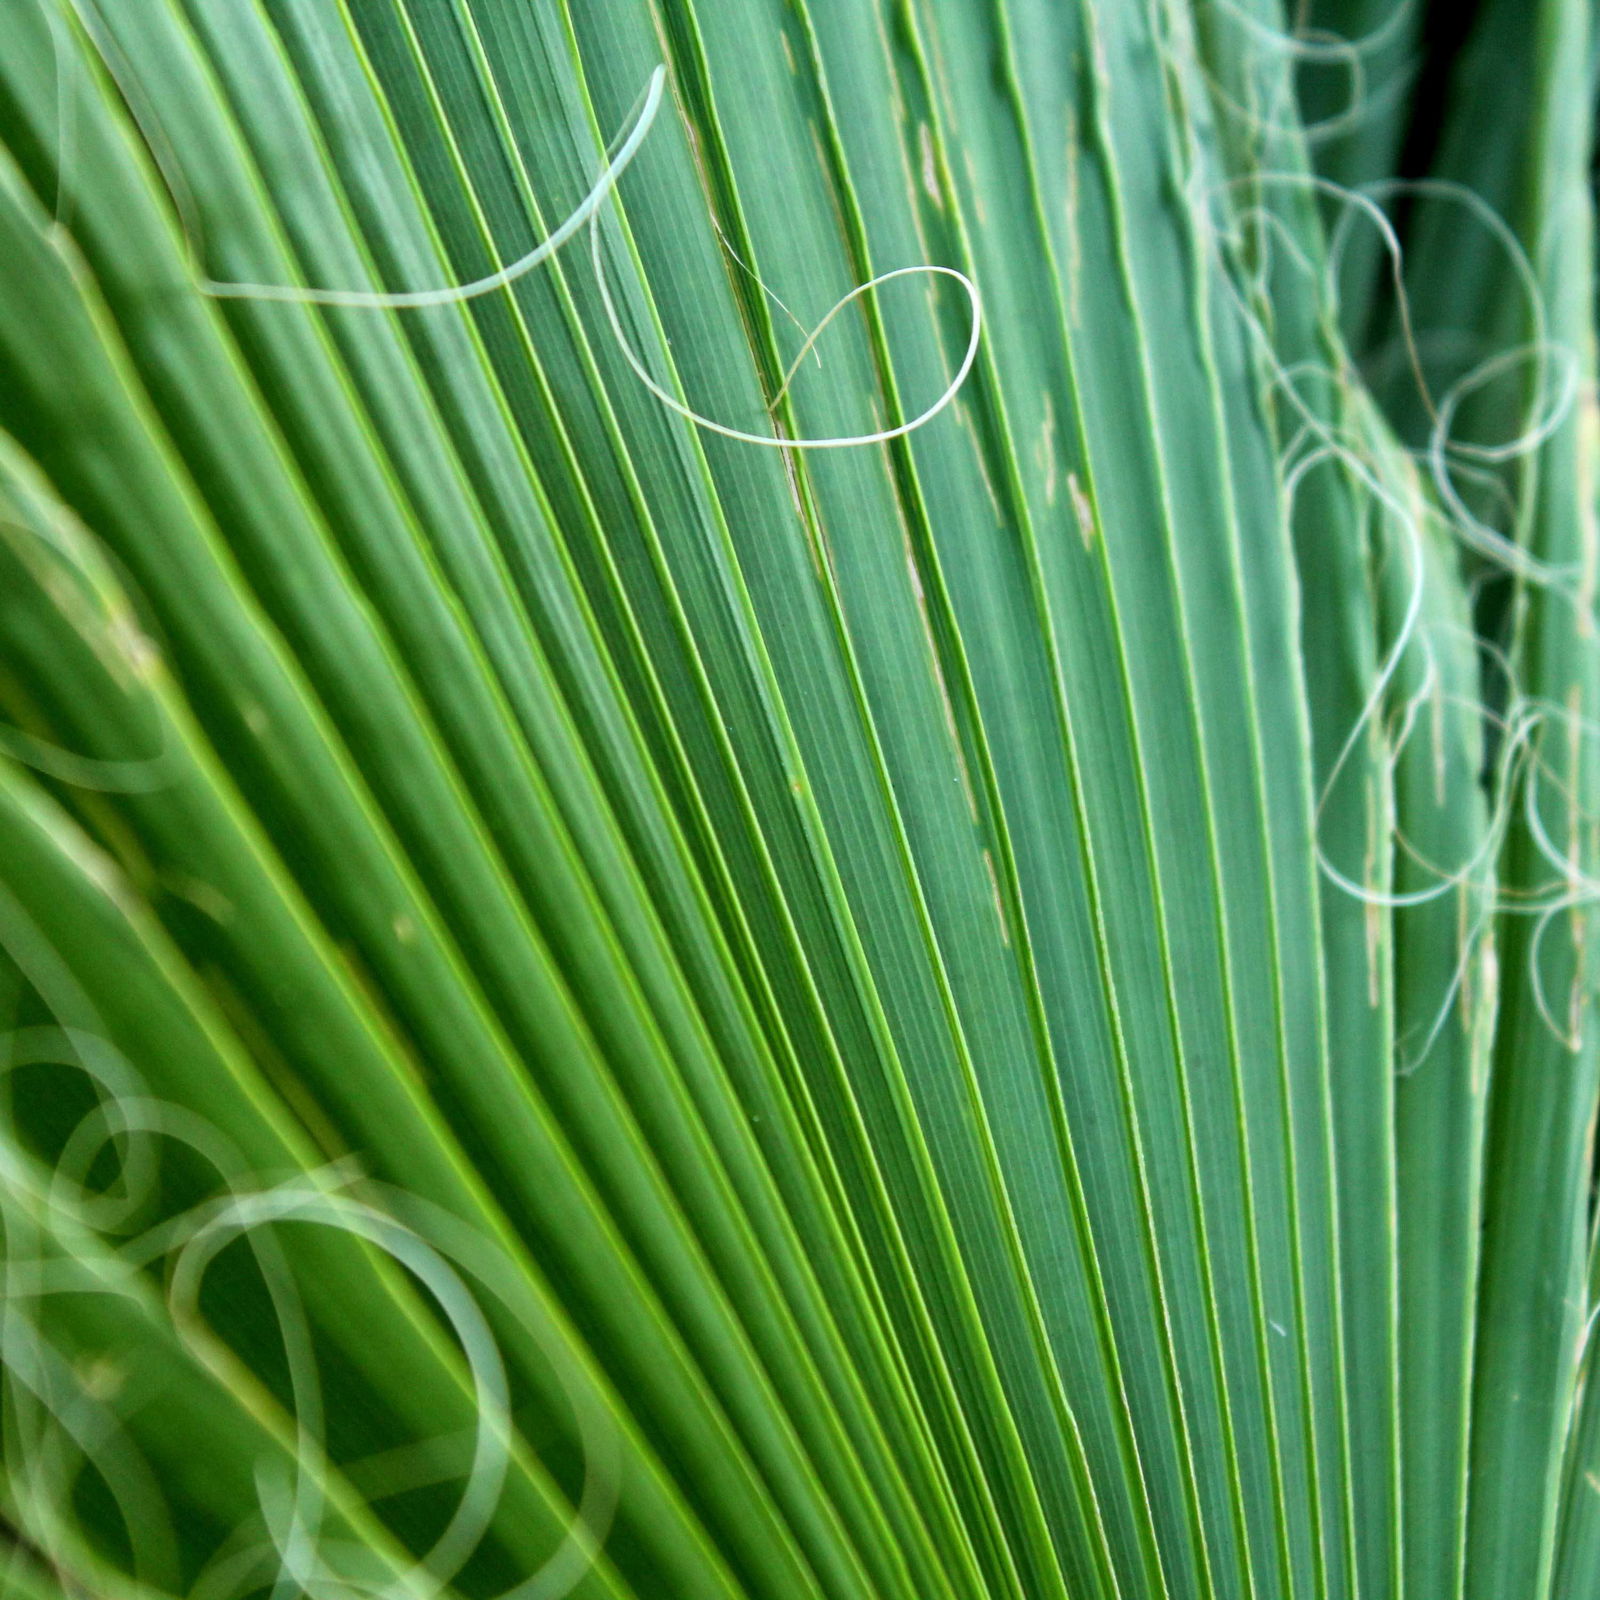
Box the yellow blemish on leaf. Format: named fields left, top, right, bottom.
left=1037, top=395, right=1059, bottom=507
left=982, top=848, right=1011, bottom=947
left=918, top=124, right=942, bottom=207
left=1068, top=471, right=1096, bottom=548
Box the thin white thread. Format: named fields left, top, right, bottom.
left=60, top=23, right=982, bottom=451
left=196, top=68, right=667, bottom=307
left=593, top=239, right=983, bottom=450
left=0, top=1032, right=618, bottom=1600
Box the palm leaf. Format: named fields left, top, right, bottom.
left=0, top=4, right=1595, bottom=1600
